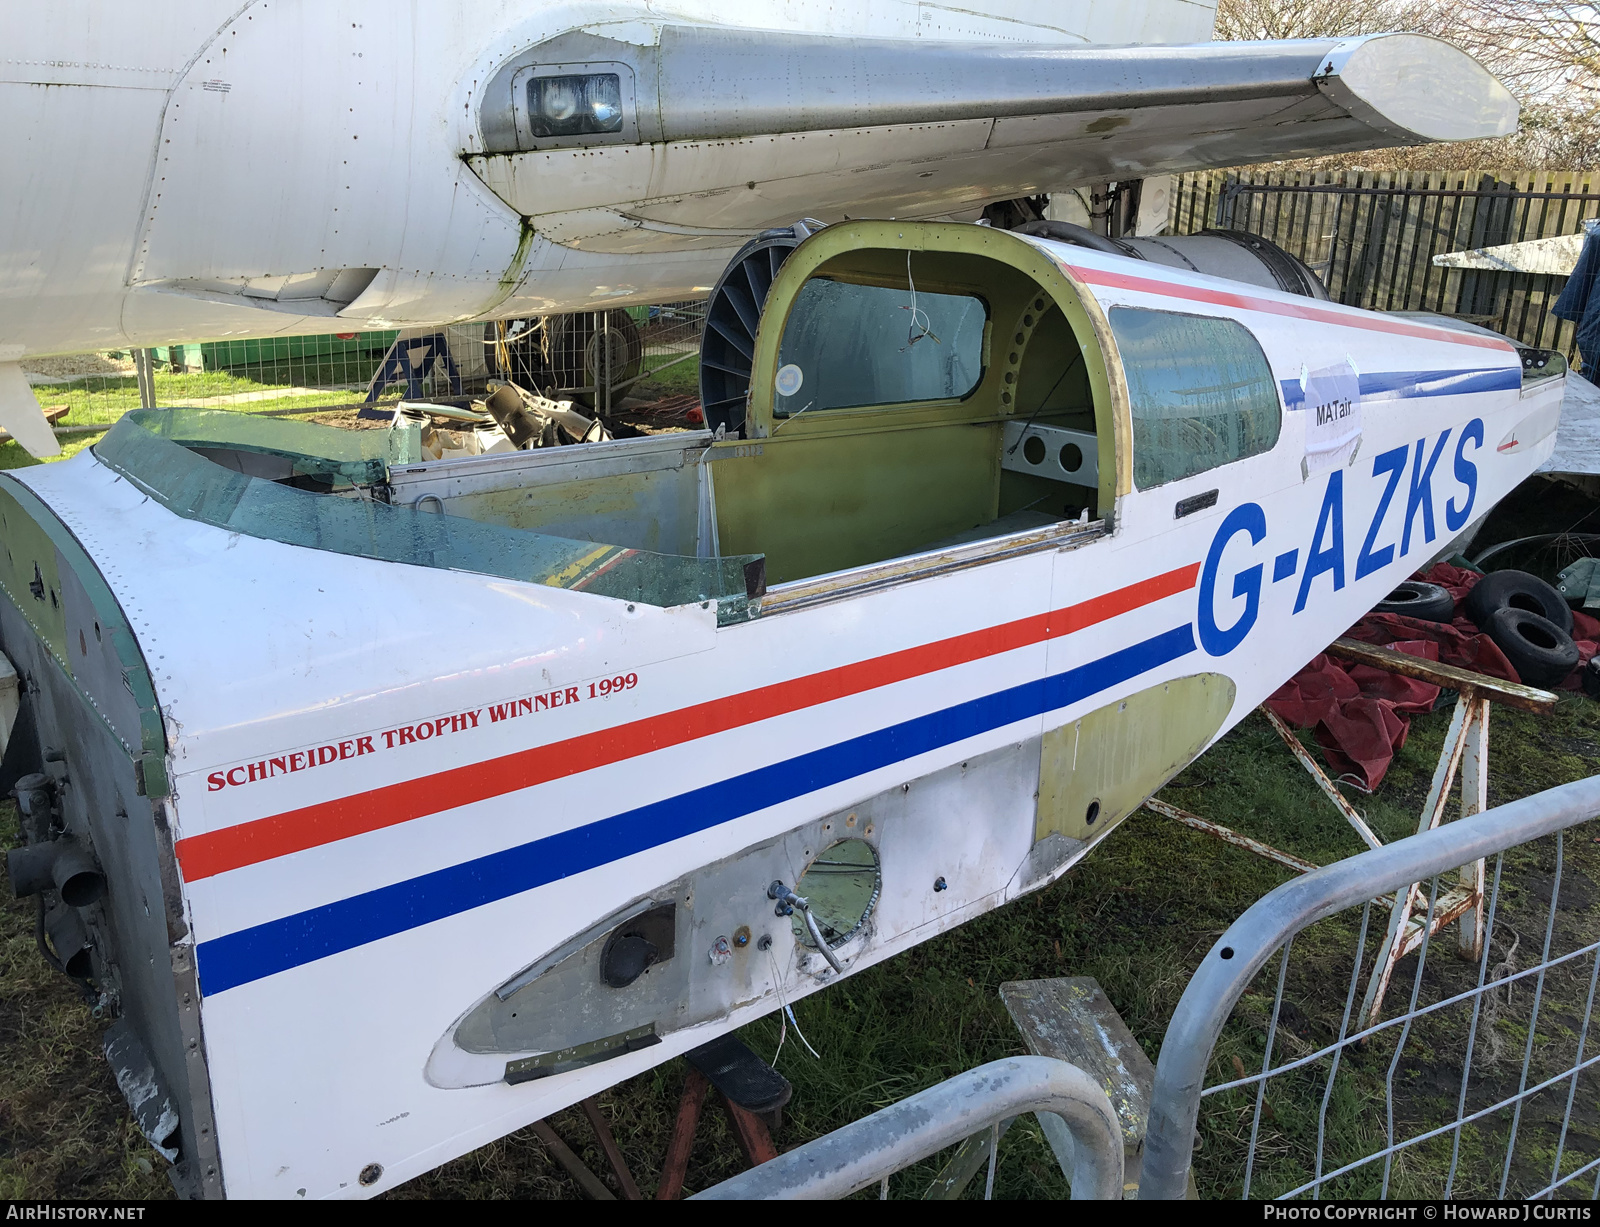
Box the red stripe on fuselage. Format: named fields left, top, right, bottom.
left=174, top=563, right=1201, bottom=882
left=1063, top=263, right=1518, bottom=353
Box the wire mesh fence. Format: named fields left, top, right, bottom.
left=11, top=303, right=705, bottom=458
left=1169, top=168, right=1600, bottom=362
left=1142, top=777, right=1600, bottom=1201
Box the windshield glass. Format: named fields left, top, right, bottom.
left=94, top=410, right=762, bottom=622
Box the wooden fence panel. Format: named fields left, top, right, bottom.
left=1164, top=167, right=1600, bottom=359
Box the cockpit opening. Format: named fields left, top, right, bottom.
left=95, top=223, right=1123, bottom=618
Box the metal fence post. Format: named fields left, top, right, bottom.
left=691, top=1056, right=1124, bottom=1200
left=1457, top=700, right=1488, bottom=962
left=134, top=348, right=157, bottom=409
left=1140, top=774, right=1600, bottom=1200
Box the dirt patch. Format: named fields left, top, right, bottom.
left=21, top=354, right=135, bottom=382
left=608, top=393, right=702, bottom=435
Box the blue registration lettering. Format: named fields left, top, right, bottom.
left=1446, top=418, right=1484, bottom=532
left=1294, top=471, right=1346, bottom=614
left=1355, top=444, right=1409, bottom=580
left=1401, top=429, right=1452, bottom=556
left=1199, top=502, right=1266, bottom=656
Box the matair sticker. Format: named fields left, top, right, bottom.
left=1300, top=357, right=1362, bottom=477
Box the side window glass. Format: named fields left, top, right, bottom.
left=774, top=278, right=986, bottom=415
left=1108, top=307, right=1282, bottom=489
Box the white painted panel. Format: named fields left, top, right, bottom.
left=0, top=83, right=168, bottom=354
left=3, top=1, right=242, bottom=79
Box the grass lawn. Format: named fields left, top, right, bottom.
left=5, top=349, right=690, bottom=472
left=628, top=353, right=700, bottom=402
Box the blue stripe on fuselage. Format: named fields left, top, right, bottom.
left=195, top=624, right=1199, bottom=996
left=1280, top=367, right=1520, bottom=411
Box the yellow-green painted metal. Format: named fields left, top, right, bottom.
left=0, top=475, right=169, bottom=795
left=708, top=426, right=1003, bottom=585
left=712, top=221, right=1130, bottom=584
left=1037, top=673, right=1236, bottom=846
left=0, top=486, right=68, bottom=668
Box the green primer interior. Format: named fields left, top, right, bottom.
left=711, top=222, right=1121, bottom=585
left=1036, top=673, right=1237, bottom=849
left=93, top=411, right=758, bottom=621
left=0, top=476, right=169, bottom=794
left=443, top=466, right=700, bottom=557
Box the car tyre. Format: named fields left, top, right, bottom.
left=1485, top=607, right=1580, bottom=688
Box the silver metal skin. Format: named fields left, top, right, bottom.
left=1001, top=421, right=1101, bottom=487
left=1139, top=773, right=1600, bottom=1201
left=478, top=28, right=1517, bottom=156
left=691, top=1055, right=1124, bottom=1200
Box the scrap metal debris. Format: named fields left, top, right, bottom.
left=393, top=380, right=612, bottom=461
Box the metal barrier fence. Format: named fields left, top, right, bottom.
left=691, top=1056, right=1124, bottom=1201
left=1169, top=169, right=1600, bottom=361
left=1142, top=774, right=1600, bottom=1201
left=14, top=303, right=704, bottom=448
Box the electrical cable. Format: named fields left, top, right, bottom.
left=900, top=251, right=941, bottom=351
left=766, top=944, right=822, bottom=1063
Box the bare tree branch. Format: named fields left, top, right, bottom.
left=1214, top=0, right=1600, bottom=167
left=1213, top=0, right=1406, bottom=41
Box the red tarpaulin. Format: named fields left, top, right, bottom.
left=1265, top=563, right=1599, bottom=791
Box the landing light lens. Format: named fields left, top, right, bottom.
left=529, top=73, right=624, bottom=138
left=543, top=82, right=579, bottom=122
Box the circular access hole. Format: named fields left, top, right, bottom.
left=1519, top=621, right=1558, bottom=649
left=1220, top=946, right=1235, bottom=960
left=1084, top=799, right=1100, bottom=826
left=1022, top=313, right=1035, bottom=327
left=792, top=838, right=882, bottom=951
left=1023, top=435, right=1047, bottom=465
left=1059, top=442, right=1083, bottom=473
left=359, top=1163, right=384, bottom=1187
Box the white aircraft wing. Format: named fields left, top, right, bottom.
left=1434, top=233, right=1586, bottom=276
left=466, top=28, right=1517, bottom=252
left=0, top=11, right=1520, bottom=461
